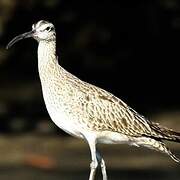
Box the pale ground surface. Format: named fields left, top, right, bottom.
left=0, top=112, right=180, bottom=180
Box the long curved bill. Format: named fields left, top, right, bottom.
left=6, top=30, right=34, bottom=49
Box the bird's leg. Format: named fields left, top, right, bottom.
left=89, top=159, right=98, bottom=180
left=96, top=151, right=108, bottom=180
left=89, top=143, right=98, bottom=180
left=86, top=138, right=98, bottom=180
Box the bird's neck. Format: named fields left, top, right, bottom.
left=38, top=40, right=57, bottom=66
left=37, top=40, right=59, bottom=81
left=38, top=40, right=58, bottom=70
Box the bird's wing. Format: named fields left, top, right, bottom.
left=61, top=66, right=180, bottom=140
left=79, top=82, right=159, bottom=137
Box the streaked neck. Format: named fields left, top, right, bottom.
left=38, top=40, right=57, bottom=67
left=38, top=40, right=58, bottom=80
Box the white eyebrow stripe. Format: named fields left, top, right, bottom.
left=32, top=20, right=54, bottom=31
left=36, top=20, right=44, bottom=28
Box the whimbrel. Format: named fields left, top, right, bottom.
left=7, top=20, right=180, bottom=180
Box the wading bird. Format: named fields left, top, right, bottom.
left=7, top=20, right=180, bottom=180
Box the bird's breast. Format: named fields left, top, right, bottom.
left=40, top=80, right=84, bottom=138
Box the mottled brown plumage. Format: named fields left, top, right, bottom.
left=7, top=20, right=180, bottom=180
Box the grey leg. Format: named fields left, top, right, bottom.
left=96, top=151, right=108, bottom=180
left=87, top=139, right=98, bottom=180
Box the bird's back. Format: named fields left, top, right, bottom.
left=40, top=57, right=180, bottom=143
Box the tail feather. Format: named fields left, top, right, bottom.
left=159, top=142, right=180, bottom=163
left=167, top=148, right=180, bottom=163
left=137, top=137, right=180, bottom=163
left=150, top=122, right=180, bottom=142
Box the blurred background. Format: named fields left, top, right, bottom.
left=0, top=0, right=180, bottom=179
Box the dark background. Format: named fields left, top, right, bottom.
left=0, top=0, right=180, bottom=180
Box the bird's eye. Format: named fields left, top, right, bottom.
left=45, top=27, right=51, bottom=31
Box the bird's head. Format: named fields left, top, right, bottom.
left=6, top=20, right=56, bottom=49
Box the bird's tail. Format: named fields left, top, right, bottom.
left=150, top=122, right=180, bottom=143
left=165, top=146, right=180, bottom=163
left=142, top=122, right=180, bottom=163
left=153, top=140, right=180, bottom=163
left=138, top=137, right=180, bottom=163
